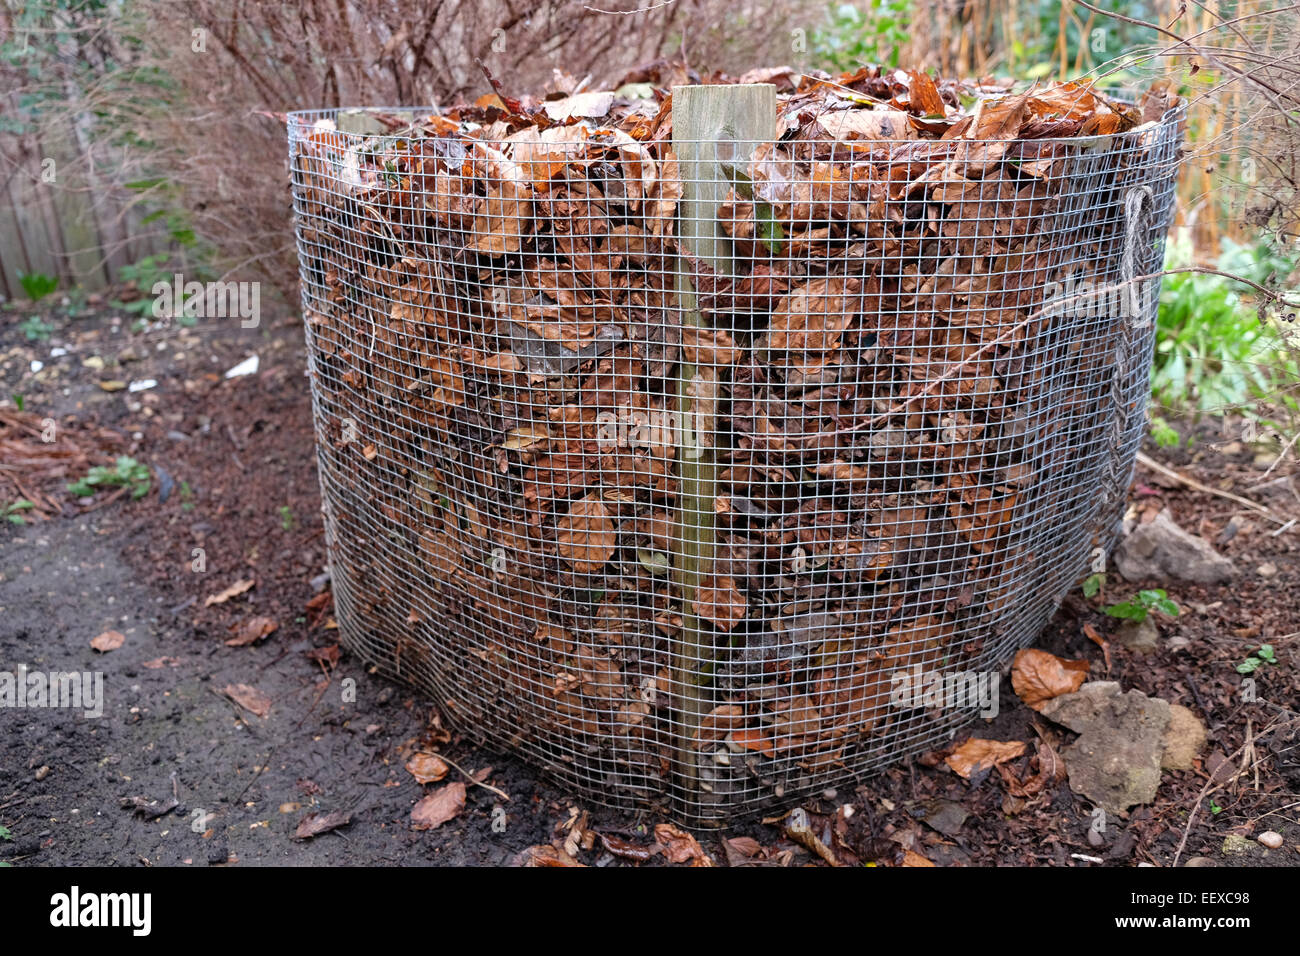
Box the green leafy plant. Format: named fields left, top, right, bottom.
left=0, top=824, right=10, bottom=840
left=1153, top=237, right=1300, bottom=413
left=112, top=254, right=176, bottom=317
left=1082, top=572, right=1106, bottom=599
left=68, top=456, right=151, bottom=500
left=1105, top=589, right=1180, bottom=623
left=11, top=393, right=25, bottom=412
left=278, top=505, right=295, bottom=531
left=1237, top=644, right=1279, bottom=674
left=4, top=499, right=35, bottom=525
left=812, top=0, right=913, bottom=72
left=1149, top=416, right=1181, bottom=449
left=19, top=315, right=54, bottom=341
left=18, top=270, right=58, bottom=302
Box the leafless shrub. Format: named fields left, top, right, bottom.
left=122, top=0, right=816, bottom=294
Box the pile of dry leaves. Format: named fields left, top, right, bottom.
left=290, top=64, right=1181, bottom=817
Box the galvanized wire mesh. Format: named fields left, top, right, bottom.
left=288, top=93, right=1183, bottom=824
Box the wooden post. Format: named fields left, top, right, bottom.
left=670, top=83, right=776, bottom=803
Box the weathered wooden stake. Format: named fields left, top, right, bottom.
left=670, top=83, right=776, bottom=803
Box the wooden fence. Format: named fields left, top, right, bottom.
left=0, top=120, right=166, bottom=300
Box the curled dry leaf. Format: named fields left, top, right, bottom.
left=293, top=809, right=352, bottom=840
left=222, top=683, right=272, bottom=719
left=901, top=849, right=937, bottom=867
left=411, top=781, right=466, bottom=831
left=204, top=578, right=254, bottom=607
left=519, top=844, right=586, bottom=867
left=90, top=629, right=125, bottom=653
left=225, top=615, right=278, bottom=647
left=405, top=752, right=450, bottom=784
left=693, top=574, right=747, bottom=632
left=654, top=822, right=714, bottom=866
left=1011, top=648, right=1090, bottom=711
left=945, top=737, right=1026, bottom=779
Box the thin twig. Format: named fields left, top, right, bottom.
left=1135, top=451, right=1291, bottom=525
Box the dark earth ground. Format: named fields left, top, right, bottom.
left=1, top=293, right=1297, bottom=867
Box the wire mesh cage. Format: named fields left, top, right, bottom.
left=288, top=82, right=1184, bottom=824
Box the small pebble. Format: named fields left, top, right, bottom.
left=1256, top=562, right=1278, bottom=578
left=1258, top=831, right=1284, bottom=849
left=35, top=765, right=50, bottom=781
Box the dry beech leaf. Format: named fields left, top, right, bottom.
left=1011, top=648, right=1090, bottom=711
left=654, top=823, right=714, bottom=866
left=542, top=90, right=614, bottom=122
left=222, top=683, right=272, bottom=718
left=204, top=578, right=254, bottom=607
left=519, top=844, right=586, bottom=867
left=90, top=630, right=125, bottom=653
left=693, top=574, right=747, bottom=632
left=294, top=810, right=352, bottom=840
left=411, top=781, right=466, bottom=830
left=817, top=108, right=917, bottom=141
left=405, top=752, right=450, bottom=784
left=225, top=616, right=278, bottom=647
left=556, top=493, right=616, bottom=572
left=945, top=737, right=1026, bottom=779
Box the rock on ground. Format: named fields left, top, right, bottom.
left=1161, top=703, right=1208, bottom=771
left=1115, top=508, right=1235, bottom=584
left=1040, top=682, right=1171, bottom=814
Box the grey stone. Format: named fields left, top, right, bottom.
left=1040, top=682, right=1171, bottom=814
left=1116, top=617, right=1160, bottom=654
left=1115, top=509, right=1235, bottom=584
left=1182, top=856, right=1216, bottom=867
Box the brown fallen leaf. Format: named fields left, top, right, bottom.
left=222, top=683, right=272, bottom=718
left=599, top=832, right=654, bottom=862
left=998, top=739, right=1067, bottom=798
left=204, top=578, right=255, bottom=607
left=723, top=835, right=764, bottom=866
left=518, top=844, right=586, bottom=867
left=405, top=752, right=450, bottom=784
left=225, top=615, right=278, bottom=647
left=293, top=809, right=352, bottom=840
left=1011, top=648, right=1090, bottom=711
left=783, top=809, right=840, bottom=866
left=945, top=737, right=1027, bottom=779
left=411, top=781, right=466, bottom=830
left=90, top=629, right=126, bottom=653
left=901, top=849, right=937, bottom=867
left=654, top=822, right=714, bottom=866
left=693, top=574, right=748, bottom=632
left=142, top=656, right=181, bottom=669
left=556, top=493, right=616, bottom=572
left=1083, top=622, right=1112, bottom=672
